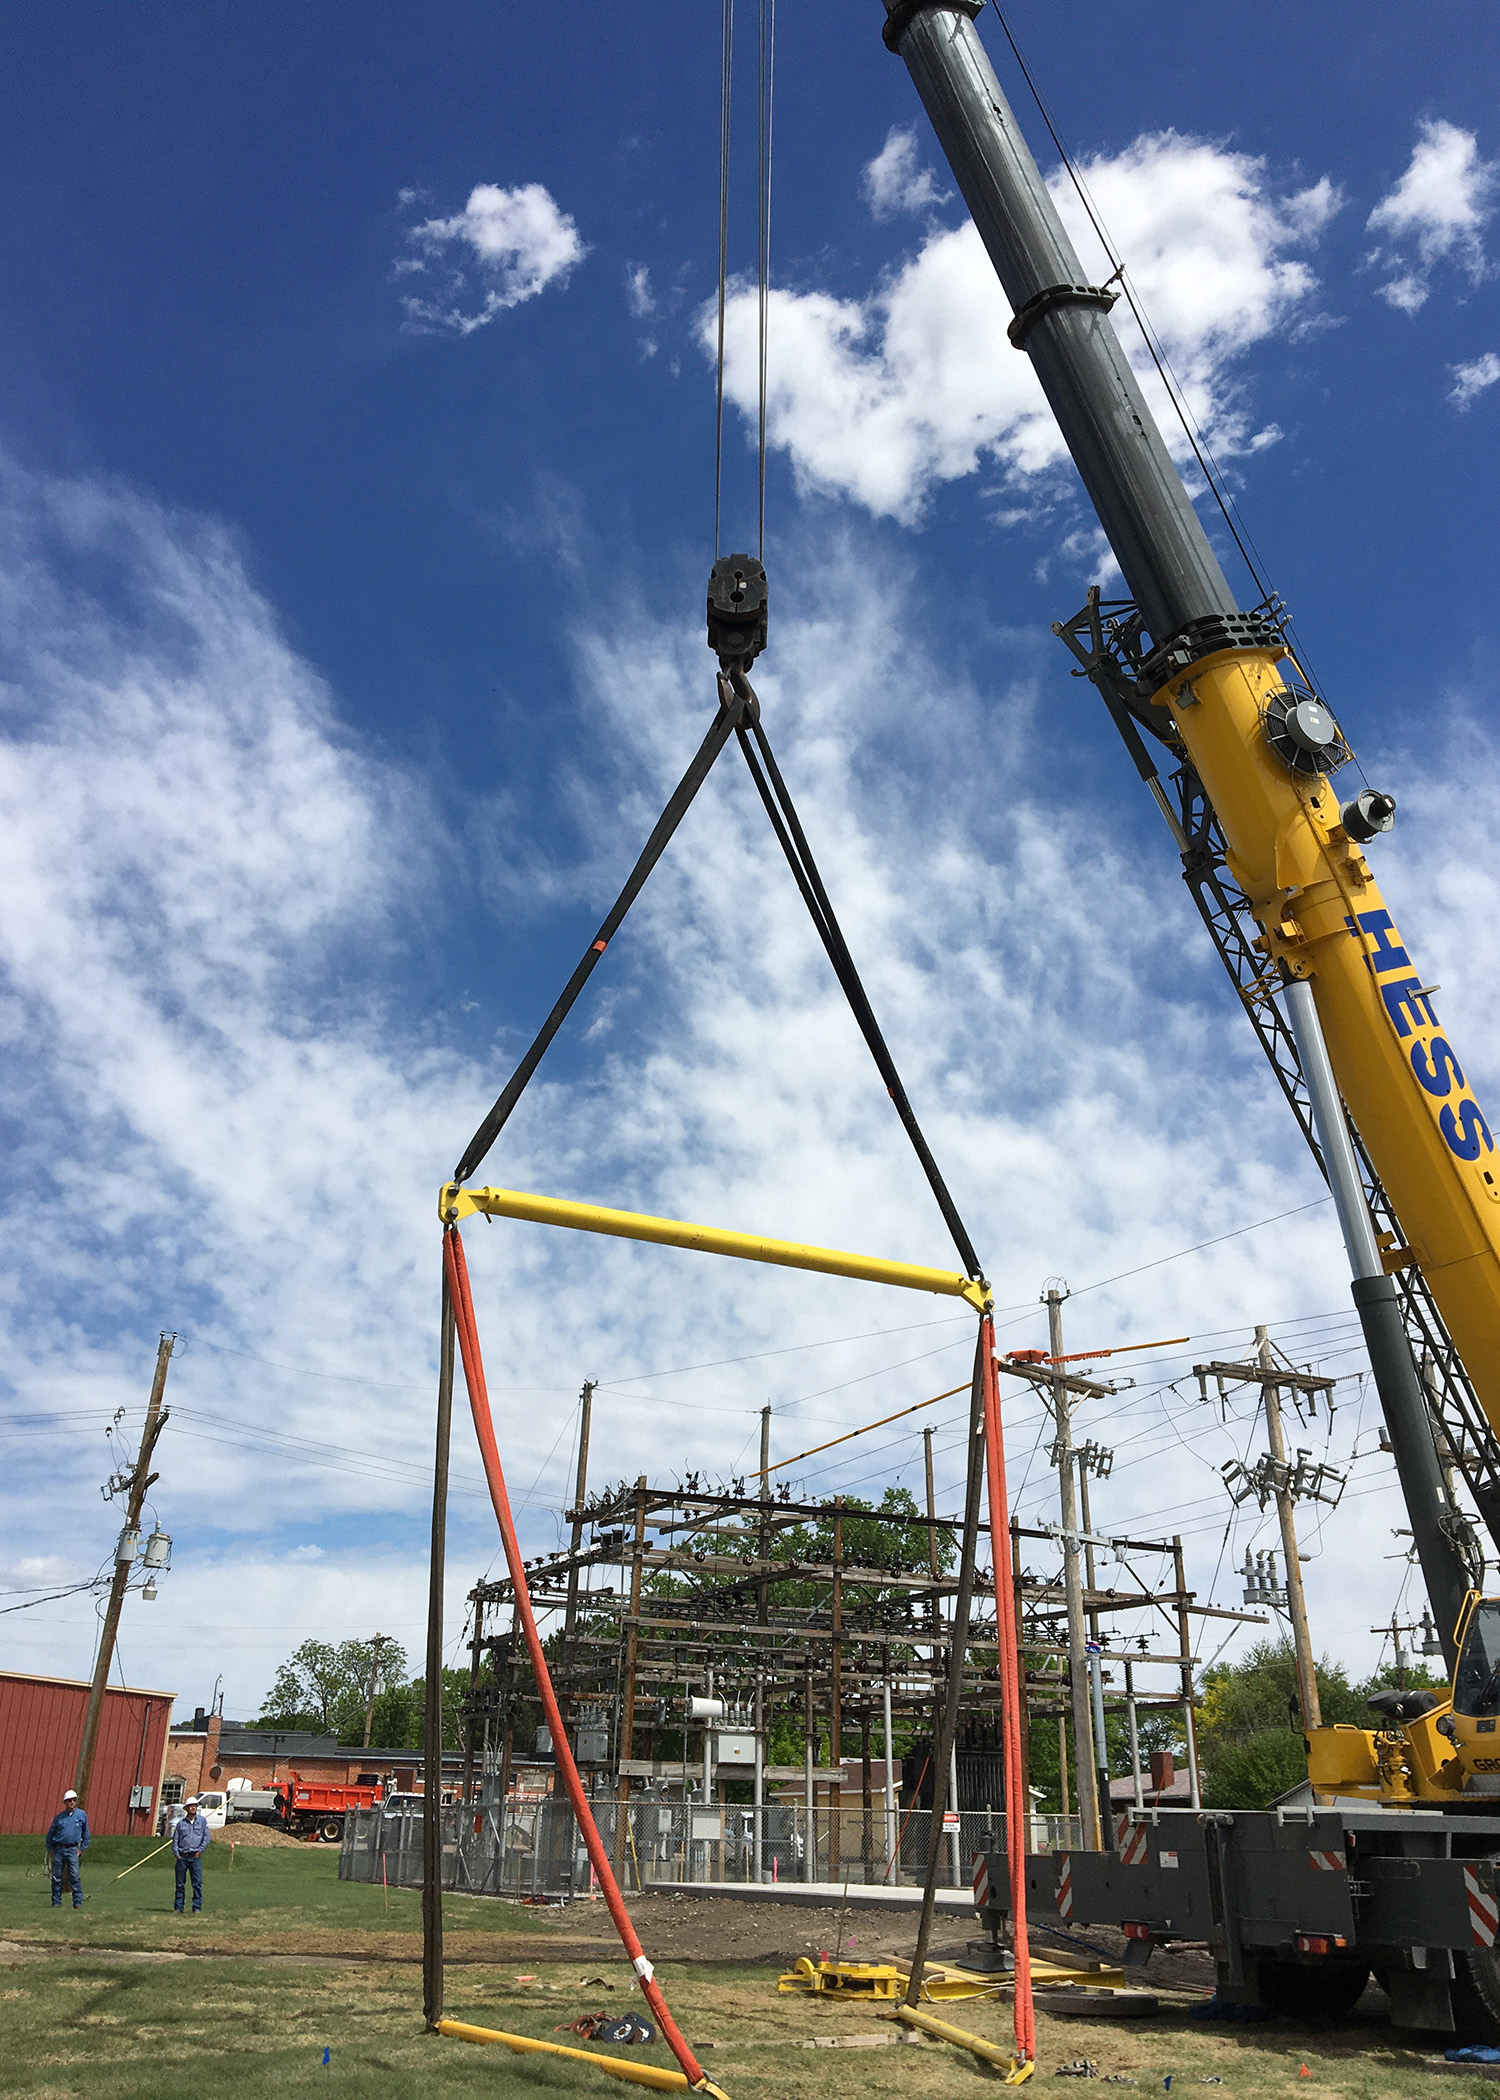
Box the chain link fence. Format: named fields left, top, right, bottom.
left=341, top=1798, right=1083, bottom=1899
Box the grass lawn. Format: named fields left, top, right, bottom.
left=0, top=1834, right=555, bottom=1955
left=2, top=1838, right=1497, bottom=2098
left=2, top=1954, right=1497, bottom=2100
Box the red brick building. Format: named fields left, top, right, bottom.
left=161, top=1712, right=426, bottom=1809
left=0, top=1670, right=174, bottom=1836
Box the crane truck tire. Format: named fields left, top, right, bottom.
left=1254, top=1959, right=1371, bottom=2021
left=1452, top=1948, right=1500, bottom=2043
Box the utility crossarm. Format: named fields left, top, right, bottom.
left=473, top=1512, right=1210, bottom=1610
left=1018, top=1589, right=1265, bottom=1626
left=629, top=1548, right=968, bottom=1592
left=442, top=1183, right=993, bottom=1313
left=1194, top=1360, right=1338, bottom=1396
left=996, top=1359, right=1113, bottom=1401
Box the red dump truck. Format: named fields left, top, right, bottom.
left=273, top=1771, right=384, bottom=1843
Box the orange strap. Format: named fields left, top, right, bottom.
left=981, top=1312, right=1034, bottom=2065
left=443, top=1227, right=708, bottom=2090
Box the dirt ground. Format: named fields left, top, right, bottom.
left=218, top=1822, right=307, bottom=1848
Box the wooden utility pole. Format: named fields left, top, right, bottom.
left=923, top=1427, right=940, bottom=1637
left=562, top=1382, right=595, bottom=1654
left=363, top=1632, right=391, bottom=1751
left=1173, top=1536, right=1202, bottom=1806
left=923, top=1424, right=943, bottom=1849
left=904, top=1333, right=987, bottom=2007
left=830, top=1498, right=843, bottom=1875
left=558, top=1381, right=595, bottom=1785
left=422, top=1270, right=455, bottom=2031
left=1012, top=1516, right=1032, bottom=1847
left=1255, top=1326, right=1322, bottom=1730
left=496, top=1600, right=519, bottom=1827
left=459, top=1611, right=484, bottom=1802
left=1047, top=1286, right=1100, bottom=1849
left=757, top=1405, right=772, bottom=1627
left=613, top=1475, right=648, bottom=1880
left=76, top=1334, right=175, bottom=1806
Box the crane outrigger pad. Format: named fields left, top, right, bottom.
left=439, top=1181, right=992, bottom=1313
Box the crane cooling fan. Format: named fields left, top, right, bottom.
left=1260, top=682, right=1351, bottom=778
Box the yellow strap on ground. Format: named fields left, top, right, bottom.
left=441, top=1183, right=991, bottom=1312
left=888, top=2004, right=1034, bottom=2083
left=436, top=2019, right=731, bottom=2098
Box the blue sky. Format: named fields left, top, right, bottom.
left=2, top=1, right=1498, bottom=1717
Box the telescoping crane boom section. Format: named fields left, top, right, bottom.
left=881, top=0, right=1498, bottom=1660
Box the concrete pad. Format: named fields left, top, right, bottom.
left=644, top=1878, right=974, bottom=1914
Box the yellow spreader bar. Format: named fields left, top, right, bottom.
left=888, top=2006, right=1034, bottom=2083
left=441, top=1184, right=991, bottom=1314
left=436, top=2020, right=731, bottom=2097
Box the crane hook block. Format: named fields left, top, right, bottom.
left=707, top=554, right=768, bottom=669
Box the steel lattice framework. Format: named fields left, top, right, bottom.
left=1057, top=590, right=1499, bottom=1570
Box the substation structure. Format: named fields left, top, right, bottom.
left=445, top=1436, right=1262, bottom=1898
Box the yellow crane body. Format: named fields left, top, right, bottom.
left=1155, top=645, right=1500, bottom=1432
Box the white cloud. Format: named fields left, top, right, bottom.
left=399, top=181, right=586, bottom=335
left=862, top=126, right=952, bottom=221
left=625, top=264, right=655, bottom=318
left=1367, top=120, right=1499, bottom=313
left=0, top=460, right=1488, bottom=1708
left=708, top=131, right=1338, bottom=524
left=1449, top=350, right=1500, bottom=410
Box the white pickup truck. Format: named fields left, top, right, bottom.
left=156, top=1789, right=228, bottom=1835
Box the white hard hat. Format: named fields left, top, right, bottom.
left=63, top=1789, right=78, bottom=1799
left=185, top=1795, right=199, bottom=1806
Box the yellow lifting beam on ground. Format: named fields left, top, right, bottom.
left=436, top=2020, right=731, bottom=2097
left=887, top=2005, right=1034, bottom=2083
left=441, top=1183, right=992, bottom=1313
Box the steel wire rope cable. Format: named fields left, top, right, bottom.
left=985, top=6, right=1268, bottom=603
left=730, top=699, right=983, bottom=1278
left=755, top=0, right=774, bottom=560
left=713, top=0, right=733, bottom=558
left=450, top=0, right=763, bottom=1196
left=986, top=5, right=1343, bottom=731
left=443, top=1227, right=722, bottom=2097
left=716, top=2, right=982, bottom=1280
left=452, top=688, right=746, bottom=1186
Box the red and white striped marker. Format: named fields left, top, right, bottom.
left=1307, top=1849, right=1346, bottom=1873
left=1115, top=1816, right=1148, bottom=1867
left=1057, top=1854, right=1073, bottom=1920
left=1466, top=1865, right=1500, bottom=1947
left=972, top=1856, right=991, bottom=1912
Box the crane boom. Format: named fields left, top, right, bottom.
left=882, top=0, right=1497, bottom=1655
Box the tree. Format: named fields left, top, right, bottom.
left=1193, top=1637, right=1439, bottom=1811
left=258, top=1636, right=409, bottom=1740
left=1197, top=1637, right=1367, bottom=1755
left=403, top=1667, right=472, bottom=1754
left=1202, top=1729, right=1312, bottom=1810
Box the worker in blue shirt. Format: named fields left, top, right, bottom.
left=46, top=1788, right=90, bottom=1908
left=171, top=1796, right=212, bottom=1912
